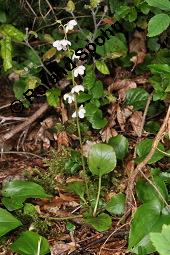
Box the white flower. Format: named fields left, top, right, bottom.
left=53, top=39, right=71, bottom=51
left=72, top=105, right=86, bottom=119
left=73, top=65, right=85, bottom=77
left=65, top=20, right=77, bottom=33
left=63, top=93, right=75, bottom=104
left=72, top=50, right=81, bottom=60
left=71, top=85, right=84, bottom=94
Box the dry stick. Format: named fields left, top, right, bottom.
left=125, top=105, right=170, bottom=212
left=139, top=94, right=152, bottom=137
left=0, top=103, right=49, bottom=142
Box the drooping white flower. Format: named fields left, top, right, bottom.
left=53, top=39, right=71, bottom=51
left=72, top=105, right=86, bottom=119
left=71, top=85, right=84, bottom=94
left=73, top=65, right=85, bottom=77
left=72, top=50, right=81, bottom=60
left=65, top=20, right=77, bottom=33
left=63, top=93, right=75, bottom=104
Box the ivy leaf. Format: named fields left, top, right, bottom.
left=125, top=88, right=149, bottom=110
left=146, top=0, right=170, bottom=11
left=88, top=143, right=116, bottom=176
left=150, top=224, right=170, bottom=255
left=46, top=88, right=61, bottom=107
left=148, top=14, right=170, bottom=37
left=106, top=193, right=125, bottom=215
left=136, top=138, right=165, bottom=164
left=11, top=231, right=50, bottom=255
left=0, top=208, right=22, bottom=237
left=108, top=135, right=129, bottom=160
left=95, top=61, right=110, bottom=74
left=85, top=213, right=112, bottom=231
left=0, top=36, right=12, bottom=71
left=83, top=65, right=96, bottom=90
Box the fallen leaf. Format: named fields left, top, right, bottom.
left=129, top=111, right=143, bottom=137
left=117, top=105, right=126, bottom=131
left=101, top=127, right=118, bottom=142
left=51, top=242, right=77, bottom=255
left=129, top=31, right=146, bottom=66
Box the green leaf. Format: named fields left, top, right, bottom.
left=67, top=181, right=85, bottom=199
left=129, top=203, right=170, bottom=254
left=146, top=0, right=170, bottom=11
left=0, top=208, right=22, bottom=237
left=0, top=36, right=12, bottom=71
left=83, top=65, right=96, bottom=90
left=85, top=105, right=107, bottom=129
left=88, top=143, right=117, bottom=176
left=2, top=197, right=24, bottom=211
left=136, top=176, right=168, bottom=208
left=2, top=180, right=51, bottom=210
left=148, top=64, right=170, bottom=75
left=148, top=14, right=170, bottom=37
left=13, top=78, right=27, bottom=100
left=96, top=33, right=127, bottom=59
left=11, top=231, right=50, bottom=255
left=125, top=88, right=149, bottom=110
left=114, top=5, right=131, bottom=20
left=95, top=61, right=110, bottom=74
left=0, top=24, right=26, bottom=41
left=128, top=202, right=161, bottom=251
left=150, top=224, right=170, bottom=255
left=91, top=81, right=104, bottom=99
left=46, top=88, right=61, bottom=107
left=85, top=213, right=112, bottom=231
left=0, top=10, right=6, bottom=23
left=106, top=193, right=125, bottom=215
left=136, top=138, right=165, bottom=164
left=108, top=135, right=129, bottom=160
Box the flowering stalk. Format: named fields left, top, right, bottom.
left=53, top=19, right=90, bottom=203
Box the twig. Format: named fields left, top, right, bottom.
left=138, top=94, right=152, bottom=137
left=125, top=106, right=170, bottom=212
left=0, top=116, right=27, bottom=122
left=0, top=103, right=12, bottom=110
left=0, top=151, right=44, bottom=159
left=0, top=103, right=49, bottom=142
left=98, top=223, right=129, bottom=255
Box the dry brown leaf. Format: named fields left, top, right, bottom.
left=129, top=31, right=146, bottom=66
left=51, top=242, right=77, bottom=255
left=61, top=101, right=68, bottom=123
left=101, top=127, right=118, bottom=142
left=59, top=192, right=80, bottom=203
left=118, top=80, right=137, bottom=101
left=129, top=111, right=143, bottom=137
left=56, top=131, right=70, bottom=148
left=117, top=105, right=126, bottom=131
left=82, top=140, right=97, bottom=157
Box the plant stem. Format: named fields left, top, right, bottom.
left=40, top=215, right=83, bottom=221
left=93, top=176, right=102, bottom=217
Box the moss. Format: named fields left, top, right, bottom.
left=25, top=148, right=71, bottom=195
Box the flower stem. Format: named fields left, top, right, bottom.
left=93, top=176, right=102, bottom=217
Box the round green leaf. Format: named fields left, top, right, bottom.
left=148, top=14, right=170, bottom=37
left=108, top=135, right=129, bottom=160
left=11, top=231, right=50, bottom=255
left=146, top=0, right=170, bottom=11
left=106, top=193, right=125, bottom=215
left=88, top=143, right=117, bottom=176
left=85, top=213, right=112, bottom=231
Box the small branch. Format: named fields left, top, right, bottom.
left=0, top=151, right=44, bottom=159
left=139, top=94, right=152, bottom=137
left=125, top=106, right=170, bottom=212
left=0, top=103, right=49, bottom=142
left=0, top=116, right=27, bottom=122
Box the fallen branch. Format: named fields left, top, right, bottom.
left=125, top=106, right=170, bottom=212
left=0, top=103, right=49, bottom=142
